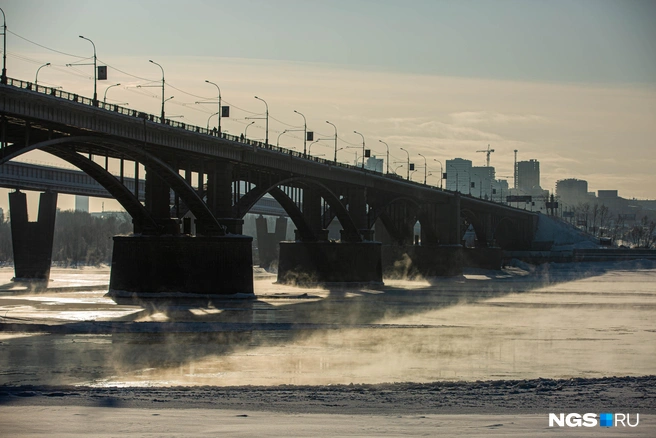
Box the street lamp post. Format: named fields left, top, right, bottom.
left=378, top=140, right=390, bottom=174
left=35, top=62, right=50, bottom=85
left=293, top=110, right=307, bottom=155
left=308, top=140, right=320, bottom=155
left=418, top=153, right=427, bottom=184
left=79, top=35, right=97, bottom=105
left=354, top=130, right=365, bottom=169
left=400, top=147, right=410, bottom=180
left=277, top=130, right=288, bottom=147
left=433, top=159, right=443, bottom=189
left=163, top=96, right=174, bottom=120
left=254, top=96, right=268, bottom=145
left=103, top=83, right=121, bottom=104
left=149, top=60, right=165, bottom=121
left=244, top=121, right=255, bottom=139
left=326, top=121, right=338, bottom=163
left=0, top=7, right=6, bottom=84
left=206, top=111, right=219, bottom=130
left=205, top=80, right=222, bottom=133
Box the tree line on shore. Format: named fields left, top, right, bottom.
left=0, top=210, right=132, bottom=265
left=564, top=202, right=656, bottom=248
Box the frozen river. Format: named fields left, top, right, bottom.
left=0, top=261, right=655, bottom=387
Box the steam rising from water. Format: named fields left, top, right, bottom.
left=0, top=262, right=655, bottom=387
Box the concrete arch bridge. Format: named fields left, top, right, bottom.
left=0, top=79, right=537, bottom=297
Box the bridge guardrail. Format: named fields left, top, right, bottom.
left=4, top=77, right=382, bottom=175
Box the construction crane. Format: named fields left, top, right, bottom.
left=476, top=144, right=495, bottom=167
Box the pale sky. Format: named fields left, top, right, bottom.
left=1, top=0, right=655, bottom=213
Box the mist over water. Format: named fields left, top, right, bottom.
left=0, top=262, right=654, bottom=387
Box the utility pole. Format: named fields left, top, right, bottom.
left=354, top=130, right=365, bottom=169
left=254, top=96, right=269, bottom=145
left=204, top=80, right=222, bottom=134
left=149, top=60, right=165, bottom=121
left=514, top=149, right=518, bottom=189
left=79, top=36, right=98, bottom=106
left=379, top=140, right=390, bottom=174
left=400, top=147, right=410, bottom=180
left=418, top=153, right=427, bottom=184
left=294, top=110, right=307, bottom=155
left=326, top=121, right=337, bottom=163
left=0, top=7, right=6, bottom=84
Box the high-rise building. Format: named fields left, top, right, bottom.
left=516, top=159, right=541, bottom=193
left=556, top=178, right=588, bottom=204
left=364, top=156, right=384, bottom=173
left=471, top=166, right=495, bottom=198
left=445, top=158, right=472, bottom=193
left=75, top=195, right=89, bottom=212
left=492, top=179, right=509, bottom=202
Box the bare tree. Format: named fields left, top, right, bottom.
left=598, top=204, right=610, bottom=236
left=576, top=202, right=591, bottom=232
left=627, top=225, right=643, bottom=247
left=640, top=216, right=656, bottom=248
left=591, top=203, right=599, bottom=235
left=611, top=213, right=626, bottom=245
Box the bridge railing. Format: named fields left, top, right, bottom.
left=4, top=77, right=377, bottom=173
left=5, top=78, right=510, bottom=199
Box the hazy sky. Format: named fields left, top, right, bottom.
left=1, top=0, right=655, bottom=212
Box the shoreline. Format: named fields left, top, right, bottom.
left=2, top=375, right=655, bottom=415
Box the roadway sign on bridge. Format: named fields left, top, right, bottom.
left=506, top=195, right=532, bottom=203
left=97, top=66, right=107, bottom=80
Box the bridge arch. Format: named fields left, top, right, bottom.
left=233, top=176, right=361, bottom=242
left=0, top=136, right=223, bottom=234
left=460, top=208, right=485, bottom=243
left=44, top=146, right=160, bottom=232
left=368, top=196, right=421, bottom=225
left=369, top=196, right=439, bottom=245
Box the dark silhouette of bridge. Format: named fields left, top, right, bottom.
left=0, top=78, right=538, bottom=297
left=0, top=160, right=288, bottom=217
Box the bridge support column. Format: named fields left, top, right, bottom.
left=207, top=161, right=243, bottom=234
left=145, top=166, right=178, bottom=234
left=345, top=189, right=373, bottom=241
left=461, top=212, right=503, bottom=269
left=9, top=190, right=57, bottom=281
left=303, top=187, right=328, bottom=241
left=382, top=195, right=463, bottom=278
left=255, top=215, right=287, bottom=271
left=108, top=234, right=253, bottom=300
left=434, top=194, right=461, bottom=245
left=277, top=241, right=382, bottom=285
left=279, top=187, right=381, bottom=285
left=476, top=213, right=494, bottom=247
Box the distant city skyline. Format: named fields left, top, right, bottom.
left=1, top=0, right=654, bottom=212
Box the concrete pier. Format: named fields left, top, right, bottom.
left=108, top=234, right=254, bottom=298
left=255, top=215, right=288, bottom=271
left=462, top=247, right=504, bottom=270
left=9, top=190, right=58, bottom=281
left=277, top=241, right=383, bottom=285
left=381, top=245, right=463, bottom=278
